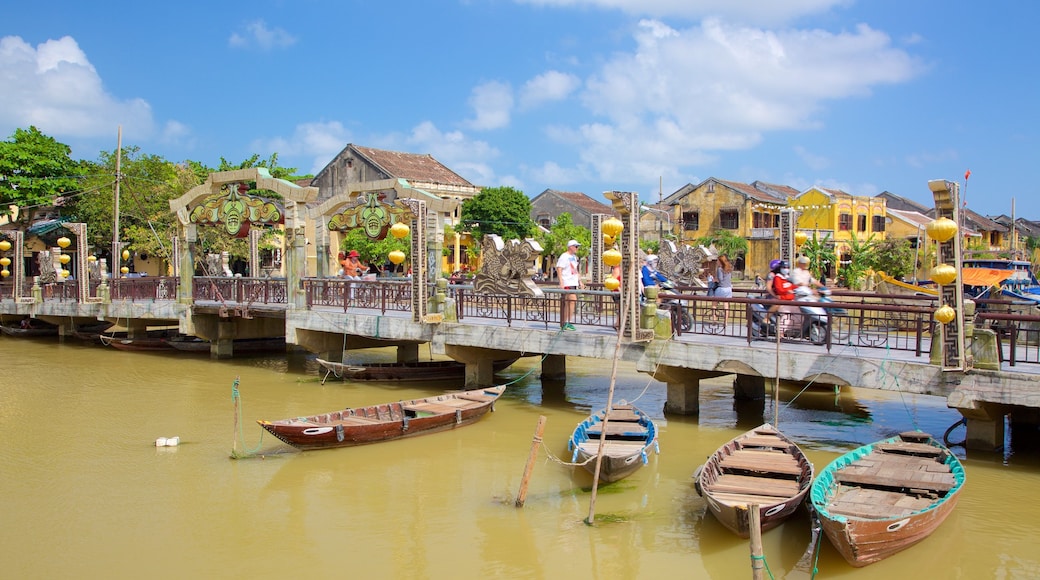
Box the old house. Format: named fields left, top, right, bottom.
left=529, top=189, right=617, bottom=230
left=792, top=187, right=887, bottom=265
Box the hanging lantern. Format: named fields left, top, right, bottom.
left=60, top=269, right=70, bottom=278
left=87, top=255, right=97, bottom=262
left=795, top=231, right=808, bottom=246
left=388, top=250, right=406, bottom=265
left=930, top=263, right=957, bottom=286
left=603, top=235, right=615, bottom=247
left=120, top=266, right=130, bottom=275
left=0, top=257, right=9, bottom=267
left=926, top=217, right=958, bottom=242
left=390, top=222, right=410, bottom=239
left=57, top=236, right=71, bottom=249
left=0, top=240, right=10, bottom=251
left=604, top=276, right=620, bottom=291
left=0, top=269, right=8, bottom=278
left=602, top=217, right=624, bottom=238
left=602, top=248, right=623, bottom=267
left=934, top=304, right=956, bottom=324
left=121, top=249, right=131, bottom=261
left=59, top=254, right=71, bottom=265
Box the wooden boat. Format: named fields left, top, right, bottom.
left=100, top=329, right=181, bottom=351
left=0, top=321, right=59, bottom=337
left=809, top=431, right=965, bottom=567
left=258, top=385, right=506, bottom=451
left=694, top=423, right=814, bottom=538
left=167, top=336, right=286, bottom=354
left=315, top=357, right=516, bottom=382
left=568, top=404, right=659, bottom=483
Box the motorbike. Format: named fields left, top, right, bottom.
left=750, top=286, right=829, bottom=344
left=655, top=279, right=693, bottom=332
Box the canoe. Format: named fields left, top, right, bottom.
left=258, top=385, right=506, bottom=451
left=100, top=329, right=181, bottom=351
left=568, top=404, right=659, bottom=483
left=0, top=322, right=59, bottom=337
left=167, top=336, right=286, bottom=354
left=694, top=423, right=814, bottom=538
left=809, top=431, right=965, bottom=567
left=316, top=357, right=516, bottom=382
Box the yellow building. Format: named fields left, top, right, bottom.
left=790, top=187, right=888, bottom=262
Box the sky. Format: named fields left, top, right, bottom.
left=2, top=1, right=1038, bottom=218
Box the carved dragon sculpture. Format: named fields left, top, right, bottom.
left=472, top=234, right=544, bottom=297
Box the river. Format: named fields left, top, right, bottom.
left=1, top=336, right=1037, bottom=579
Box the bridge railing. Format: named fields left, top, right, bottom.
left=194, top=277, right=288, bottom=305
left=110, top=276, right=179, bottom=302
left=304, top=278, right=413, bottom=314
left=454, top=286, right=621, bottom=329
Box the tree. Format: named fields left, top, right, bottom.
left=534, top=212, right=589, bottom=260
left=836, top=234, right=876, bottom=290
left=800, top=232, right=838, bottom=283
left=459, top=186, right=534, bottom=242
left=339, top=227, right=410, bottom=273
left=694, top=229, right=749, bottom=259
left=867, top=238, right=916, bottom=281
left=0, top=127, right=79, bottom=223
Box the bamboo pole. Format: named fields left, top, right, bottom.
left=515, top=415, right=547, bottom=507
left=749, top=504, right=765, bottom=580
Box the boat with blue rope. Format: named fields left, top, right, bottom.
left=568, top=403, right=658, bottom=483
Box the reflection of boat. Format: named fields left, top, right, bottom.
left=100, top=329, right=181, bottom=351
left=694, top=424, right=814, bottom=538
left=258, top=385, right=505, bottom=450
left=316, top=358, right=516, bottom=382
left=167, top=336, right=286, bottom=354
left=567, top=404, right=659, bottom=483
left=810, top=431, right=964, bottom=567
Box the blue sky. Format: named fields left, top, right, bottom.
left=2, top=1, right=1037, bottom=218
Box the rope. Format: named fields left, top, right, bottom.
left=944, top=417, right=967, bottom=447
left=229, top=377, right=268, bottom=459
left=749, top=554, right=776, bottom=580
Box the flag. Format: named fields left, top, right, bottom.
left=965, top=169, right=971, bottom=180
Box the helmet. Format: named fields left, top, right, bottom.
left=769, top=259, right=781, bottom=272
left=772, top=259, right=788, bottom=273
left=646, top=254, right=659, bottom=264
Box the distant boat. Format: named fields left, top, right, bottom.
left=694, top=423, right=814, bottom=538
left=258, top=385, right=505, bottom=450
left=167, top=336, right=286, bottom=354
left=0, top=321, right=59, bottom=337
left=568, top=404, right=659, bottom=483
left=809, top=431, right=965, bottom=567
left=316, top=358, right=516, bottom=382
left=100, top=329, right=180, bottom=351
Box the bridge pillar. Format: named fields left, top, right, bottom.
left=541, top=355, right=567, bottom=381
left=956, top=402, right=1008, bottom=451
left=652, top=367, right=722, bottom=416
left=397, top=343, right=419, bottom=363
left=443, top=345, right=519, bottom=387
left=733, top=374, right=767, bottom=400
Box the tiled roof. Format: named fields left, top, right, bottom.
left=717, top=179, right=787, bottom=204
left=751, top=181, right=800, bottom=200
left=548, top=190, right=616, bottom=215
left=352, top=145, right=474, bottom=187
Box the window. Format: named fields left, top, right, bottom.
left=537, top=214, right=551, bottom=228
left=872, top=215, right=886, bottom=232
left=720, top=210, right=739, bottom=230
left=839, top=213, right=852, bottom=231
left=857, top=214, right=867, bottom=232
left=682, top=211, right=699, bottom=230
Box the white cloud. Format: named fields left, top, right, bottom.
left=550, top=18, right=921, bottom=186
left=0, top=35, right=154, bottom=140
left=794, top=145, right=829, bottom=171
left=519, top=71, right=582, bottom=110
left=465, top=81, right=514, bottom=130
left=228, top=20, right=297, bottom=50
left=251, top=121, right=352, bottom=174
left=407, top=121, right=500, bottom=185
left=160, top=120, right=192, bottom=146
left=513, top=0, right=851, bottom=26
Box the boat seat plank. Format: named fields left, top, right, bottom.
left=707, top=491, right=793, bottom=507
left=719, top=449, right=802, bottom=476
left=402, top=402, right=460, bottom=415
left=455, top=393, right=495, bottom=403
left=876, top=442, right=943, bottom=457
left=706, top=474, right=800, bottom=497
left=337, top=416, right=382, bottom=425
left=740, top=436, right=791, bottom=449
left=602, top=409, right=640, bottom=422
left=827, top=487, right=935, bottom=518
left=835, top=469, right=954, bottom=492
left=577, top=441, right=646, bottom=457
left=427, top=398, right=478, bottom=409
left=586, top=422, right=649, bottom=438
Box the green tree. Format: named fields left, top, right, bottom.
left=836, top=234, right=876, bottom=290
left=459, top=186, right=534, bottom=242
left=534, top=212, right=590, bottom=260
left=0, top=127, right=79, bottom=223
left=339, top=227, right=410, bottom=273
left=800, top=232, right=838, bottom=283
left=694, top=229, right=749, bottom=259
left=867, top=238, right=916, bottom=281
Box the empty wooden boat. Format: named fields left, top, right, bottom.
left=316, top=357, right=516, bottom=382
left=258, top=385, right=505, bottom=451
left=694, top=423, right=814, bottom=538
left=810, top=431, right=965, bottom=567
left=568, top=404, right=659, bottom=483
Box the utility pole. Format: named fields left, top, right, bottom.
left=112, top=126, right=122, bottom=274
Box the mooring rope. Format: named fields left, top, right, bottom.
left=229, top=377, right=267, bottom=459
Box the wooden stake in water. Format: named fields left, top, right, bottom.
left=515, top=415, right=547, bottom=507
left=749, top=504, right=765, bottom=580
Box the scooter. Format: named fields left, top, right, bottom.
left=652, top=279, right=693, bottom=332
left=750, top=286, right=829, bottom=344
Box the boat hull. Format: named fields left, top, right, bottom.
left=695, top=424, right=814, bottom=538
left=316, top=358, right=515, bottom=382
left=810, top=432, right=965, bottom=567
left=569, top=405, right=658, bottom=483
left=258, top=385, right=505, bottom=451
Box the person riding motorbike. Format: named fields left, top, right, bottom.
left=641, top=255, right=669, bottom=289
left=763, top=260, right=794, bottom=325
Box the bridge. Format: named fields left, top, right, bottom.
left=3, top=272, right=1039, bottom=453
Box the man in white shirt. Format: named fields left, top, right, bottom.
left=556, top=240, right=582, bottom=330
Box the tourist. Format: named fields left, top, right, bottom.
left=556, top=240, right=582, bottom=331
left=714, top=255, right=734, bottom=298
left=641, top=255, right=669, bottom=289
left=341, top=250, right=364, bottom=279
left=792, top=255, right=825, bottom=294
left=763, top=260, right=795, bottom=325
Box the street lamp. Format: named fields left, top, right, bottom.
left=640, top=204, right=672, bottom=242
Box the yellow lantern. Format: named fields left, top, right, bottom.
left=0, top=269, right=8, bottom=278
left=87, top=255, right=97, bottom=262
left=930, top=263, right=957, bottom=286
left=604, top=276, right=620, bottom=291
left=120, top=266, right=130, bottom=275
left=59, top=254, right=71, bottom=265
left=934, top=304, right=956, bottom=324
left=795, top=231, right=808, bottom=246
left=0, top=257, right=9, bottom=267
left=602, top=217, right=624, bottom=238
left=57, top=236, right=71, bottom=249
left=0, top=240, right=10, bottom=251
left=388, top=249, right=406, bottom=265
left=926, top=217, right=958, bottom=243
left=603, top=235, right=615, bottom=247
left=390, top=222, right=410, bottom=239
left=602, top=248, right=623, bottom=267
left=121, top=249, right=131, bottom=261
left=60, top=269, right=70, bottom=278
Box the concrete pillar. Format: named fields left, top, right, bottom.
left=733, top=374, right=767, bottom=401
left=970, top=328, right=1000, bottom=371
left=665, top=380, right=701, bottom=415
left=955, top=401, right=1008, bottom=451
left=443, top=345, right=519, bottom=387
left=397, top=343, right=419, bottom=363
left=211, top=337, right=234, bottom=359
left=541, top=354, right=567, bottom=381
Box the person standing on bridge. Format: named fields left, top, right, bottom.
left=341, top=250, right=365, bottom=279
left=557, top=240, right=582, bottom=331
